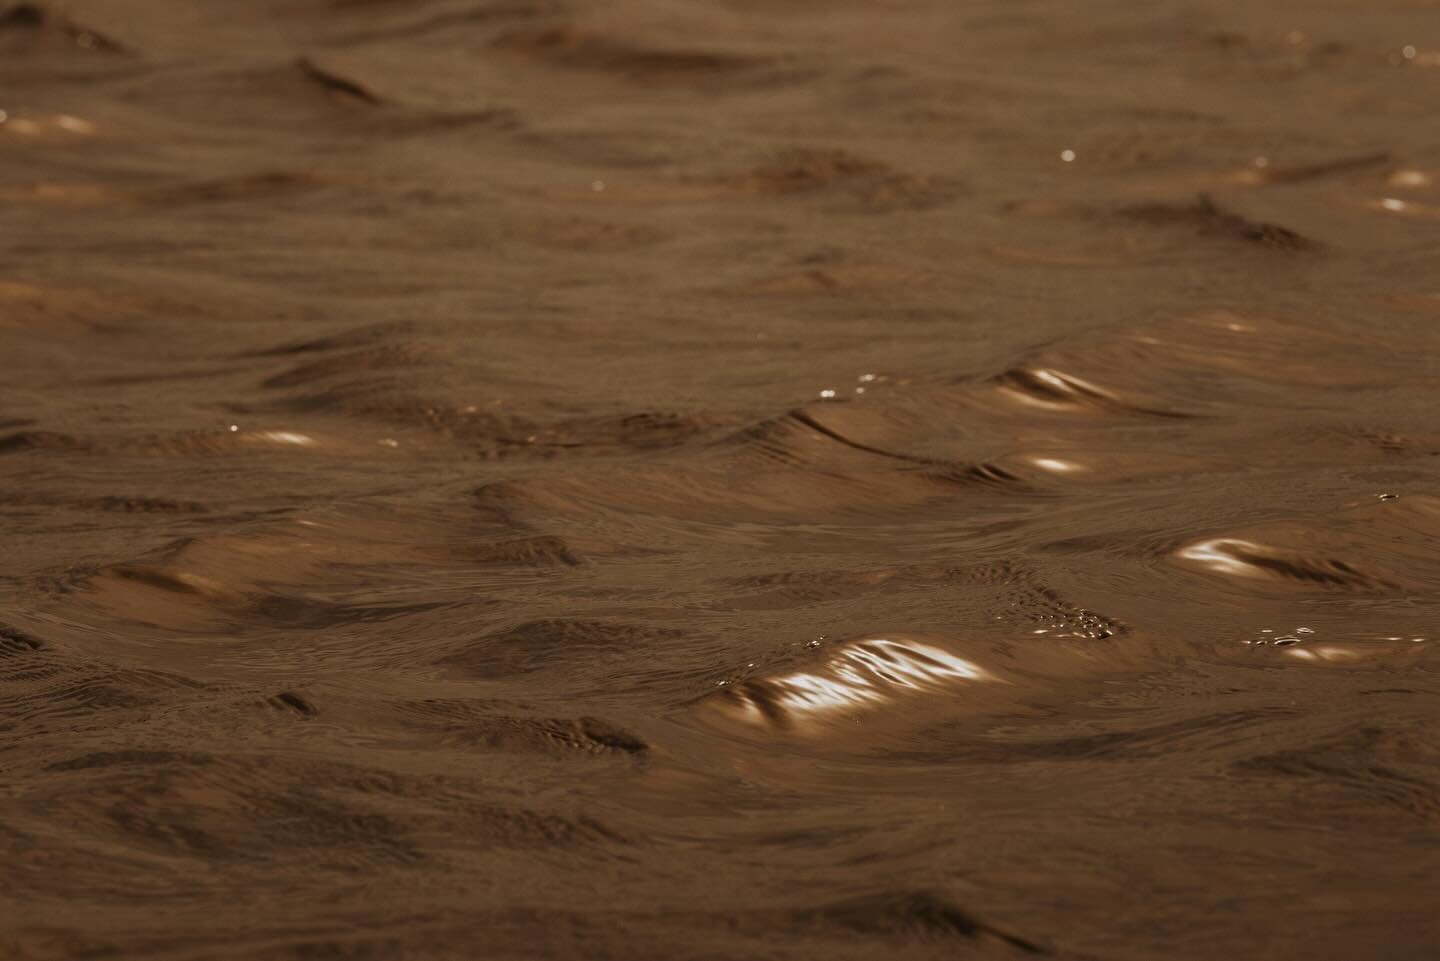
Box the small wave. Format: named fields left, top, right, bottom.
left=294, top=55, right=385, bottom=105
left=1122, top=194, right=1320, bottom=251
left=261, top=345, right=428, bottom=389
left=1, top=2, right=131, bottom=55
left=439, top=619, right=683, bottom=680
left=1177, top=538, right=1391, bottom=590
left=491, top=24, right=787, bottom=87
left=790, top=890, right=1045, bottom=953
left=707, top=636, right=999, bottom=731
left=0, top=430, right=83, bottom=454
left=991, top=366, right=1191, bottom=418
left=124, top=59, right=514, bottom=138
left=321, top=2, right=559, bottom=48
left=722, top=147, right=961, bottom=212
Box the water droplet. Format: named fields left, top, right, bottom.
left=1403, top=45, right=1417, bottom=60
left=1380, top=198, right=1408, bottom=212
left=857, top=373, right=878, bottom=383
left=228, top=424, right=239, bottom=432
left=1274, top=636, right=1302, bottom=647
left=1379, top=493, right=1399, bottom=501
left=818, top=389, right=836, bottom=399
left=1295, top=627, right=1314, bottom=634
left=378, top=438, right=400, bottom=448
left=590, top=180, right=606, bottom=192
left=1253, top=156, right=1270, bottom=168
left=1060, top=149, right=1076, bottom=163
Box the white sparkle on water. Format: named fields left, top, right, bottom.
left=55, top=115, right=96, bottom=134
left=1389, top=170, right=1430, bottom=188
left=259, top=431, right=316, bottom=447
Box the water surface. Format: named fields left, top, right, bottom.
left=3, top=1, right=1440, bottom=958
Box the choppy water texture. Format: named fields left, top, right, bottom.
left=4, top=1, right=1440, bottom=958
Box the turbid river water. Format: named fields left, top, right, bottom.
left=3, top=1, right=1439, bottom=958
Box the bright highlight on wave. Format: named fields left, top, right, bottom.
left=995, top=367, right=1118, bottom=410
left=255, top=430, right=316, bottom=447
left=1030, top=456, right=1084, bottom=473
left=1176, top=537, right=1385, bottom=590
left=1177, top=538, right=1266, bottom=577
left=715, top=637, right=995, bottom=730
left=233, top=429, right=319, bottom=448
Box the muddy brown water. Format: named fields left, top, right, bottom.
left=3, top=1, right=1440, bottom=959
